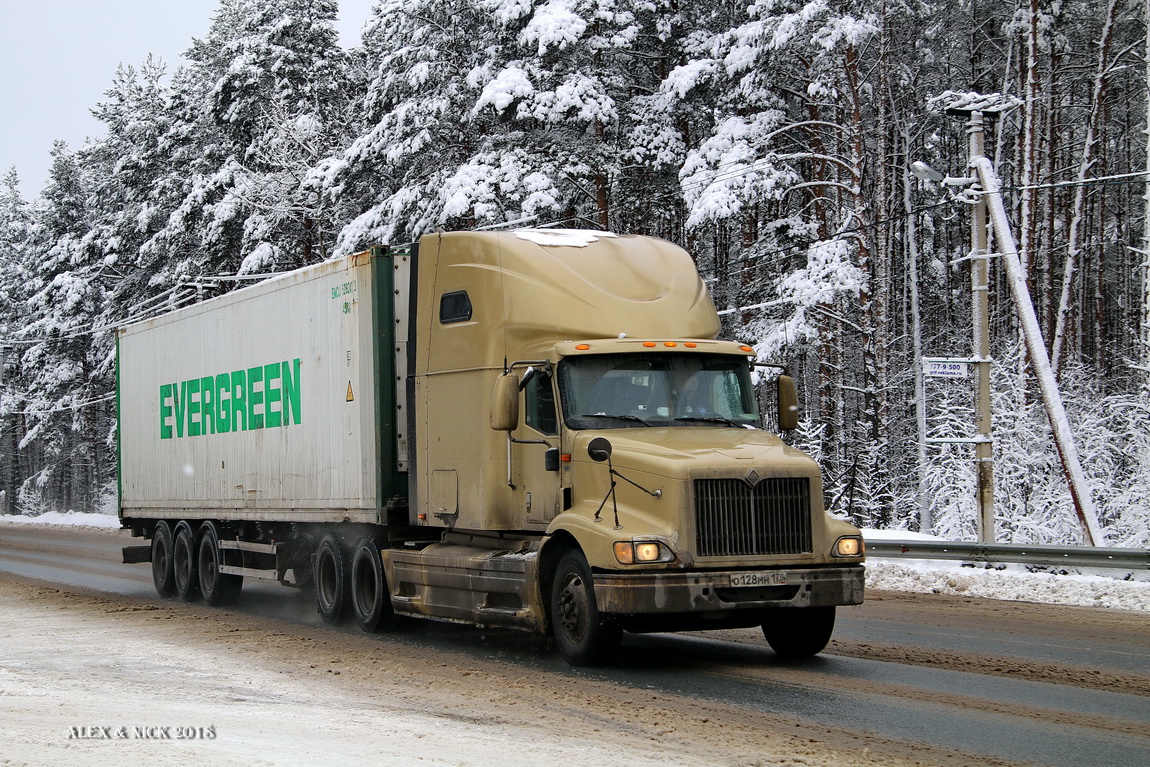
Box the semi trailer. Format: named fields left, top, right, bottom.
left=118, top=229, right=864, bottom=665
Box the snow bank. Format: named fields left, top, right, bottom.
left=865, top=559, right=1150, bottom=612
left=0, top=511, right=122, bottom=529
left=859, top=527, right=1150, bottom=611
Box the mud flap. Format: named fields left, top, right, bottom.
left=122, top=545, right=152, bottom=564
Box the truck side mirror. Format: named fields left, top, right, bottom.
left=777, top=374, right=800, bottom=431
left=490, top=374, right=520, bottom=431
left=587, top=437, right=612, bottom=462
left=544, top=447, right=561, bottom=472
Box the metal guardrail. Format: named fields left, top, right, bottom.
left=865, top=540, right=1150, bottom=571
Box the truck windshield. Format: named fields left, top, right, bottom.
left=558, top=352, right=759, bottom=430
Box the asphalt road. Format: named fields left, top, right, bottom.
left=2, top=522, right=1148, bottom=767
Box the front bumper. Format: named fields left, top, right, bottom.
left=593, top=565, right=864, bottom=615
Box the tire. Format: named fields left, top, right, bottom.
left=197, top=521, right=243, bottom=607
left=314, top=534, right=349, bottom=625
left=172, top=521, right=200, bottom=603
left=150, top=521, right=176, bottom=598
left=350, top=538, right=394, bottom=633
left=549, top=549, right=621, bottom=666
left=761, top=606, right=836, bottom=658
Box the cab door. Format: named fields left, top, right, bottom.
left=515, top=367, right=563, bottom=526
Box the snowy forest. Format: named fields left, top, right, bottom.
left=1, top=0, right=1148, bottom=547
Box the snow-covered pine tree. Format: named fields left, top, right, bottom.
left=145, top=0, right=349, bottom=280
left=210, top=0, right=349, bottom=271
left=674, top=0, right=895, bottom=522
left=20, top=142, right=110, bottom=514
left=461, top=0, right=646, bottom=231
left=0, top=168, right=33, bottom=515
left=83, top=59, right=176, bottom=328
left=326, top=0, right=504, bottom=251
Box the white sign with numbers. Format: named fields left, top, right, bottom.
left=923, top=359, right=970, bottom=378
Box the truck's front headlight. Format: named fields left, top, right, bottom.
left=613, top=540, right=676, bottom=564
left=833, top=536, right=864, bottom=557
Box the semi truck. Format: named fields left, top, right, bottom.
left=118, top=229, right=864, bottom=665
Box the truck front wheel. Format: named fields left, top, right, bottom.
left=314, top=534, right=349, bottom=625
left=550, top=550, right=621, bottom=666
left=761, top=606, right=835, bottom=658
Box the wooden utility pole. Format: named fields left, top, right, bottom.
left=929, top=102, right=999, bottom=543
left=966, top=113, right=996, bottom=544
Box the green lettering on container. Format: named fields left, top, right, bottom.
left=174, top=381, right=188, bottom=438
left=231, top=370, right=247, bottom=432
left=264, top=362, right=282, bottom=428
left=159, top=384, right=173, bottom=439
left=247, top=366, right=264, bottom=430
left=200, top=376, right=215, bottom=434
left=282, top=358, right=301, bottom=426
left=156, top=358, right=301, bottom=440
left=215, top=373, right=231, bottom=433
left=187, top=378, right=202, bottom=437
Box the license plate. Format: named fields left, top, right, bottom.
left=728, top=571, right=788, bottom=587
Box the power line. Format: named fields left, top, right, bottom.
left=9, top=394, right=115, bottom=416
left=1012, top=170, right=1150, bottom=191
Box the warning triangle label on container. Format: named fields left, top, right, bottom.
left=346, top=381, right=354, bottom=401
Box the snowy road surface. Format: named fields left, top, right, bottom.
left=1, top=524, right=1148, bottom=767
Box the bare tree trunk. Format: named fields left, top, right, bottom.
left=1040, top=29, right=1062, bottom=338
left=1017, top=0, right=1041, bottom=283
left=594, top=119, right=610, bottom=230
left=1052, top=0, right=1120, bottom=375
left=1143, top=0, right=1150, bottom=379
left=902, top=125, right=930, bottom=532
left=845, top=42, right=885, bottom=522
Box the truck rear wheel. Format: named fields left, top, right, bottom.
left=351, top=538, right=394, bottom=633
left=314, top=534, right=349, bottom=625
left=197, top=521, right=243, bottom=607
left=151, top=521, right=176, bottom=598
left=550, top=549, right=621, bottom=666
left=761, top=606, right=835, bottom=658
left=172, top=521, right=199, bottom=602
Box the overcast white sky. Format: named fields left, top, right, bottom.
left=0, top=0, right=377, bottom=197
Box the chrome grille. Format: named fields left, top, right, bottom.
left=694, top=477, right=812, bottom=557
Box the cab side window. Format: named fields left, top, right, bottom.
left=439, top=291, right=472, bottom=323
left=524, top=370, right=558, bottom=435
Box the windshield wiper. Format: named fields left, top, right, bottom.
left=580, top=413, right=652, bottom=427
left=674, top=415, right=746, bottom=428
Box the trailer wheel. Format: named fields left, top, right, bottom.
left=172, top=521, right=200, bottom=602
left=197, top=522, right=243, bottom=607
left=351, top=538, right=394, bottom=633
left=314, top=534, right=349, bottom=625
left=150, top=521, right=176, bottom=598
left=550, top=549, right=621, bottom=666
left=761, top=606, right=835, bottom=658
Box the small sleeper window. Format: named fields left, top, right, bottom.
left=439, top=290, right=472, bottom=324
